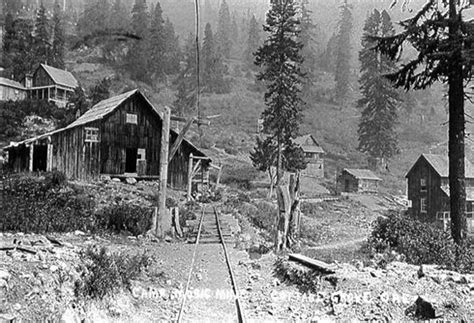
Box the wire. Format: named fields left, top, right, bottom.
left=194, top=0, right=202, bottom=146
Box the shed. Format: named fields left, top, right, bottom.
left=293, top=134, right=325, bottom=178
left=0, top=77, right=27, bottom=101
left=25, top=64, right=79, bottom=108
left=3, top=89, right=210, bottom=190
left=337, top=168, right=381, bottom=193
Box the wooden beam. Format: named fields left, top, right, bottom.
left=29, top=145, right=34, bottom=172
left=187, top=153, right=193, bottom=201
left=288, top=253, right=336, bottom=274
left=191, top=159, right=201, bottom=177
left=157, top=107, right=171, bottom=237
left=169, top=116, right=195, bottom=163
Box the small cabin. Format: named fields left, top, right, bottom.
left=293, top=134, right=324, bottom=178
left=3, top=89, right=210, bottom=190
left=337, top=168, right=381, bottom=193
left=0, top=77, right=27, bottom=101
left=24, top=64, right=78, bottom=108
left=406, top=154, right=474, bottom=233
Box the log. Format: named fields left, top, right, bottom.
left=0, top=246, right=37, bottom=255
left=288, top=253, right=336, bottom=274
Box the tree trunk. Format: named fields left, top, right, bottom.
left=448, top=0, right=466, bottom=244
left=276, top=134, right=282, bottom=185
left=268, top=168, right=275, bottom=199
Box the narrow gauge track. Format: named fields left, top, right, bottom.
left=177, top=206, right=245, bottom=323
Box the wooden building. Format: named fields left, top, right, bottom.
left=406, top=154, right=474, bottom=233
left=337, top=168, right=381, bottom=193
left=0, top=77, right=27, bottom=101
left=3, top=89, right=210, bottom=190
left=24, top=64, right=78, bottom=108
left=293, top=134, right=325, bottom=178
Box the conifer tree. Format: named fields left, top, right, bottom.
left=163, top=18, right=181, bottom=75
left=173, top=33, right=197, bottom=116
left=201, top=23, right=227, bottom=93
left=148, top=2, right=166, bottom=80
left=33, top=4, right=51, bottom=66
left=89, top=77, right=111, bottom=106
left=299, top=0, right=318, bottom=83
left=126, top=0, right=150, bottom=82
left=231, top=14, right=239, bottom=53
left=110, top=0, right=130, bottom=30
left=357, top=9, right=400, bottom=164
left=243, top=14, right=260, bottom=70
left=334, top=0, right=353, bottom=104
left=51, top=0, right=65, bottom=69
left=254, top=0, right=305, bottom=185
left=216, top=0, right=232, bottom=58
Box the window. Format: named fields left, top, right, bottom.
left=126, top=113, right=138, bottom=124
left=420, top=198, right=427, bottom=213
left=137, top=148, right=146, bottom=160
left=420, top=178, right=427, bottom=192
left=85, top=127, right=99, bottom=142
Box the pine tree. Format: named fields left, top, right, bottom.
left=148, top=2, right=166, bottom=80
left=33, top=4, right=51, bottom=66
left=254, top=0, right=305, bottom=185
left=243, top=14, right=260, bottom=70
left=173, top=33, right=197, bottom=116
left=3, top=13, right=15, bottom=69
left=51, top=0, right=65, bottom=69
left=216, top=0, right=232, bottom=59
left=110, top=0, right=130, bottom=31
left=230, top=13, right=239, bottom=53
left=163, top=18, right=181, bottom=75
left=334, top=0, right=353, bottom=104
left=299, top=0, right=318, bottom=84
left=9, top=19, right=35, bottom=81
left=357, top=9, right=400, bottom=165
left=201, top=23, right=227, bottom=93
left=77, top=0, right=111, bottom=38
left=375, top=0, right=473, bottom=244
left=126, top=0, right=150, bottom=82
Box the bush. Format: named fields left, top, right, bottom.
left=75, top=246, right=152, bottom=299
left=96, top=204, right=154, bottom=236
left=235, top=200, right=276, bottom=232
left=221, top=165, right=260, bottom=190
left=0, top=173, right=96, bottom=233
left=368, top=211, right=472, bottom=273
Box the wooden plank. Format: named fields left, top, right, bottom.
left=168, top=116, right=195, bottom=163
left=288, top=253, right=337, bottom=273
left=157, top=107, right=171, bottom=237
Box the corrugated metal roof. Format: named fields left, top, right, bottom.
left=0, top=77, right=26, bottom=90
left=417, top=154, right=474, bottom=178
left=40, top=64, right=78, bottom=89
left=441, top=186, right=474, bottom=201
left=293, top=134, right=324, bottom=154
left=344, top=168, right=382, bottom=181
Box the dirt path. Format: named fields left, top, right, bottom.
left=307, top=237, right=367, bottom=251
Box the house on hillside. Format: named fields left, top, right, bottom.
left=406, top=153, right=474, bottom=233
left=337, top=168, right=381, bottom=193
left=293, top=134, right=325, bottom=178
left=0, top=77, right=27, bottom=101
left=24, top=64, right=79, bottom=108
left=3, top=89, right=211, bottom=190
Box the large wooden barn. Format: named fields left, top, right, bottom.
left=3, top=89, right=210, bottom=190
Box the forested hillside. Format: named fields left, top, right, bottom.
left=2, top=0, right=464, bottom=194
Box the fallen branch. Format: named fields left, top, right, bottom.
left=0, top=246, right=37, bottom=255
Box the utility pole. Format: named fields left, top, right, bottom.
left=157, top=106, right=171, bottom=237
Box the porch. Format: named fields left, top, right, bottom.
left=436, top=211, right=474, bottom=234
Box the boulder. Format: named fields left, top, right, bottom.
left=125, top=177, right=137, bottom=185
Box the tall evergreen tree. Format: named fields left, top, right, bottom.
left=173, top=33, right=197, bottom=116
left=216, top=0, right=232, bottom=59
left=201, top=23, right=227, bottom=93
left=254, top=0, right=305, bottom=185
left=230, top=13, right=239, bottom=53
left=299, top=0, right=318, bottom=83
left=33, top=4, right=51, bottom=66
left=77, top=0, right=111, bottom=38
left=148, top=2, right=166, bottom=80
left=89, top=77, right=111, bottom=106
left=163, top=18, right=181, bottom=75
left=334, top=0, right=353, bottom=104
left=243, top=14, right=260, bottom=70
left=357, top=9, right=400, bottom=164
left=126, top=0, right=150, bottom=82
left=375, top=0, right=474, bottom=244
left=110, top=0, right=130, bottom=30
left=51, top=0, right=65, bottom=69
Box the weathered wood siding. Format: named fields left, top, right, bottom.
left=337, top=171, right=379, bottom=193
left=100, top=95, right=162, bottom=176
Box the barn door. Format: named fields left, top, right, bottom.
left=137, top=148, right=146, bottom=175
left=125, top=148, right=137, bottom=173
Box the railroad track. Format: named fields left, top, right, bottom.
left=177, top=205, right=245, bottom=322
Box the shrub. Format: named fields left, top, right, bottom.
left=221, top=165, right=260, bottom=190
left=75, top=246, right=152, bottom=299
left=273, top=258, right=321, bottom=293
left=0, top=173, right=96, bottom=233
left=368, top=211, right=472, bottom=273
left=235, top=201, right=276, bottom=232
left=96, top=204, right=154, bottom=236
